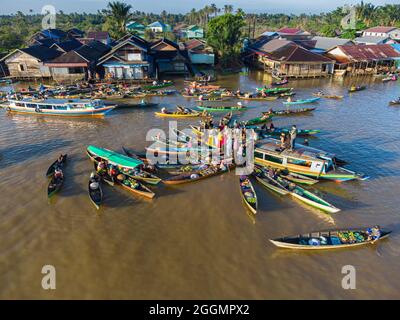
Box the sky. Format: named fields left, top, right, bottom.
left=0, top=0, right=398, bottom=15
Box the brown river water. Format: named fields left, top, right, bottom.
left=0, top=71, right=400, bottom=299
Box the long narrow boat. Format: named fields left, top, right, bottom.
left=270, top=228, right=391, bottom=250
left=244, top=113, right=273, bottom=126
left=120, top=168, right=162, bottom=185
left=256, top=127, right=320, bottom=137
left=272, top=79, right=289, bottom=86
left=197, top=105, right=247, bottom=112
left=252, top=166, right=289, bottom=195
left=47, top=171, right=64, bottom=198
left=277, top=176, right=340, bottom=213
left=257, top=87, right=293, bottom=94
left=237, top=95, right=278, bottom=101
left=154, top=110, right=201, bottom=118
left=312, top=93, right=344, bottom=99
left=88, top=173, right=103, bottom=209
left=116, top=102, right=158, bottom=109
left=272, top=107, right=316, bottom=116
left=239, top=175, right=258, bottom=214
left=46, top=154, right=67, bottom=177
left=87, top=145, right=143, bottom=169
left=389, top=99, right=400, bottom=106
left=5, top=98, right=115, bottom=117
left=254, top=137, right=367, bottom=182
left=348, top=85, right=366, bottom=93
left=115, top=174, right=155, bottom=199
left=283, top=97, right=320, bottom=105
left=163, top=164, right=234, bottom=185
left=279, top=170, right=319, bottom=185
left=142, top=81, right=174, bottom=90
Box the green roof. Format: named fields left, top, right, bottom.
left=87, top=145, right=143, bottom=169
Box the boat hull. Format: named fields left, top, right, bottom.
left=6, top=105, right=115, bottom=117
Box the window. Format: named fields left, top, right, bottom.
left=18, top=64, right=26, bottom=72
left=265, top=154, right=283, bottom=164
left=287, top=158, right=311, bottom=167
left=68, top=67, right=84, bottom=74
left=127, top=53, right=141, bottom=61
left=254, top=151, right=264, bottom=160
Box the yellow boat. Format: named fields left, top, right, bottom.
left=154, top=111, right=201, bottom=118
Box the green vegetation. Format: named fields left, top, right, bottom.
left=207, top=13, right=245, bottom=67
left=1, top=1, right=400, bottom=54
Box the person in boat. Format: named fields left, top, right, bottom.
left=89, top=172, right=100, bottom=190
left=97, top=160, right=107, bottom=174
left=280, top=133, right=286, bottom=151
left=303, top=138, right=309, bottom=146
left=287, top=96, right=292, bottom=103
left=237, top=102, right=244, bottom=109
left=289, top=125, right=297, bottom=151
left=198, top=94, right=204, bottom=101
left=269, top=122, right=275, bottom=132
left=108, top=165, right=118, bottom=178
left=54, top=167, right=63, bottom=180
left=152, top=80, right=158, bottom=86
left=367, top=226, right=381, bottom=242
left=267, top=167, right=276, bottom=179
left=350, top=85, right=356, bottom=91
left=161, top=107, right=167, bottom=114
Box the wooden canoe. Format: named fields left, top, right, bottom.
left=270, top=228, right=391, bottom=250
left=239, top=175, right=258, bottom=214
left=115, top=175, right=155, bottom=199
left=46, top=154, right=67, bottom=177
left=283, top=97, right=320, bottom=105
left=253, top=166, right=289, bottom=196
left=88, top=173, right=103, bottom=209
left=47, top=171, right=64, bottom=198
left=237, top=95, right=278, bottom=101
left=155, top=111, right=201, bottom=118
left=163, top=164, right=234, bottom=185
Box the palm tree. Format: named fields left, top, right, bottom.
left=224, top=4, right=233, bottom=14
left=210, top=4, right=218, bottom=17
left=107, top=1, right=133, bottom=34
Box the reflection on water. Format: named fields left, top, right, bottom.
left=1, top=71, right=400, bottom=299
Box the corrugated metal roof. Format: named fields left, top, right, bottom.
left=277, top=27, right=303, bottom=34
left=354, top=36, right=389, bottom=44
left=364, top=26, right=398, bottom=33
left=330, top=44, right=400, bottom=63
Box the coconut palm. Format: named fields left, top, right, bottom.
left=107, top=1, right=133, bottom=34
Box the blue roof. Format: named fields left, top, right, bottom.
left=261, top=31, right=278, bottom=37
left=148, top=21, right=166, bottom=28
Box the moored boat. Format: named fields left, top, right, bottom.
left=348, top=85, right=366, bottom=93
left=5, top=98, right=115, bottom=117
left=142, top=81, right=174, bottom=90
left=197, top=105, right=247, bottom=112
left=271, top=107, right=316, bottom=116
left=115, top=174, right=155, bottom=199
left=163, top=163, right=234, bottom=185
left=283, top=97, right=320, bottom=105
left=239, top=175, right=258, bottom=214
left=154, top=109, right=201, bottom=118
left=255, top=126, right=320, bottom=137
left=87, top=145, right=143, bottom=169
left=270, top=227, right=391, bottom=250
left=244, top=113, right=273, bottom=126
left=237, top=95, right=278, bottom=101
left=254, top=137, right=367, bottom=182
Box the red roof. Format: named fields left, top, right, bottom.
left=262, top=43, right=333, bottom=63
left=277, top=27, right=303, bottom=35
left=185, top=39, right=205, bottom=50
left=364, top=26, right=398, bottom=33
left=330, top=44, right=400, bottom=63
left=87, top=31, right=110, bottom=40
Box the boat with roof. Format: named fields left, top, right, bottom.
left=5, top=98, right=115, bottom=117
left=254, top=137, right=368, bottom=182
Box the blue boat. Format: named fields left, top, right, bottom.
left=5, top=98, right=115, bottom=117
left=283, top=97, right=320, bottom=105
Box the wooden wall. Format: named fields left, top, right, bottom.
left=4, top=51, right=51, bottom=78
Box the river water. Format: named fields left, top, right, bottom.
left=0, top=71, right=399, bottom=299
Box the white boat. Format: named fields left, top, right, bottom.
left=4, top=98, right=115, bottom=117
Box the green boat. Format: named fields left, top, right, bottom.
left=197, top=105, right=247, bottom=112
left=244, top=113, right=273, bottom=126
left=87, top=145, right=143, bottom=169
left=257, top=87, right=293, bottom=94
left=256, top=127, right=320, bottom=137
left=142, top=81, right=174, bottom=90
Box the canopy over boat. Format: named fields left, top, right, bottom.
left=87, top=145, right=143, bottom=169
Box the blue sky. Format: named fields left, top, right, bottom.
left=0, top=0, right=398, bottom=14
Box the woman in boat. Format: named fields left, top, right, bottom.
left=54, top=167, right=63, bottom=180
left=303, top=138, right=309, bottom=146
left=97, top=160, right=107, bottom=174
left=287, top=96, right=292, bottom=103
left=280, top=133, right=286, bottom=151
left=367, top=226, right=381, bottom=242
left=89, top=172, right=100, bottom=190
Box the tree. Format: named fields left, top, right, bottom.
left=224, top=5, right=233, bottom=14
left=206, top=13, right=245, bottom=67
left=105, top=1, right=133, bottom=38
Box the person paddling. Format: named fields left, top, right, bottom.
left=289, top=125, right=297, bottom=151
